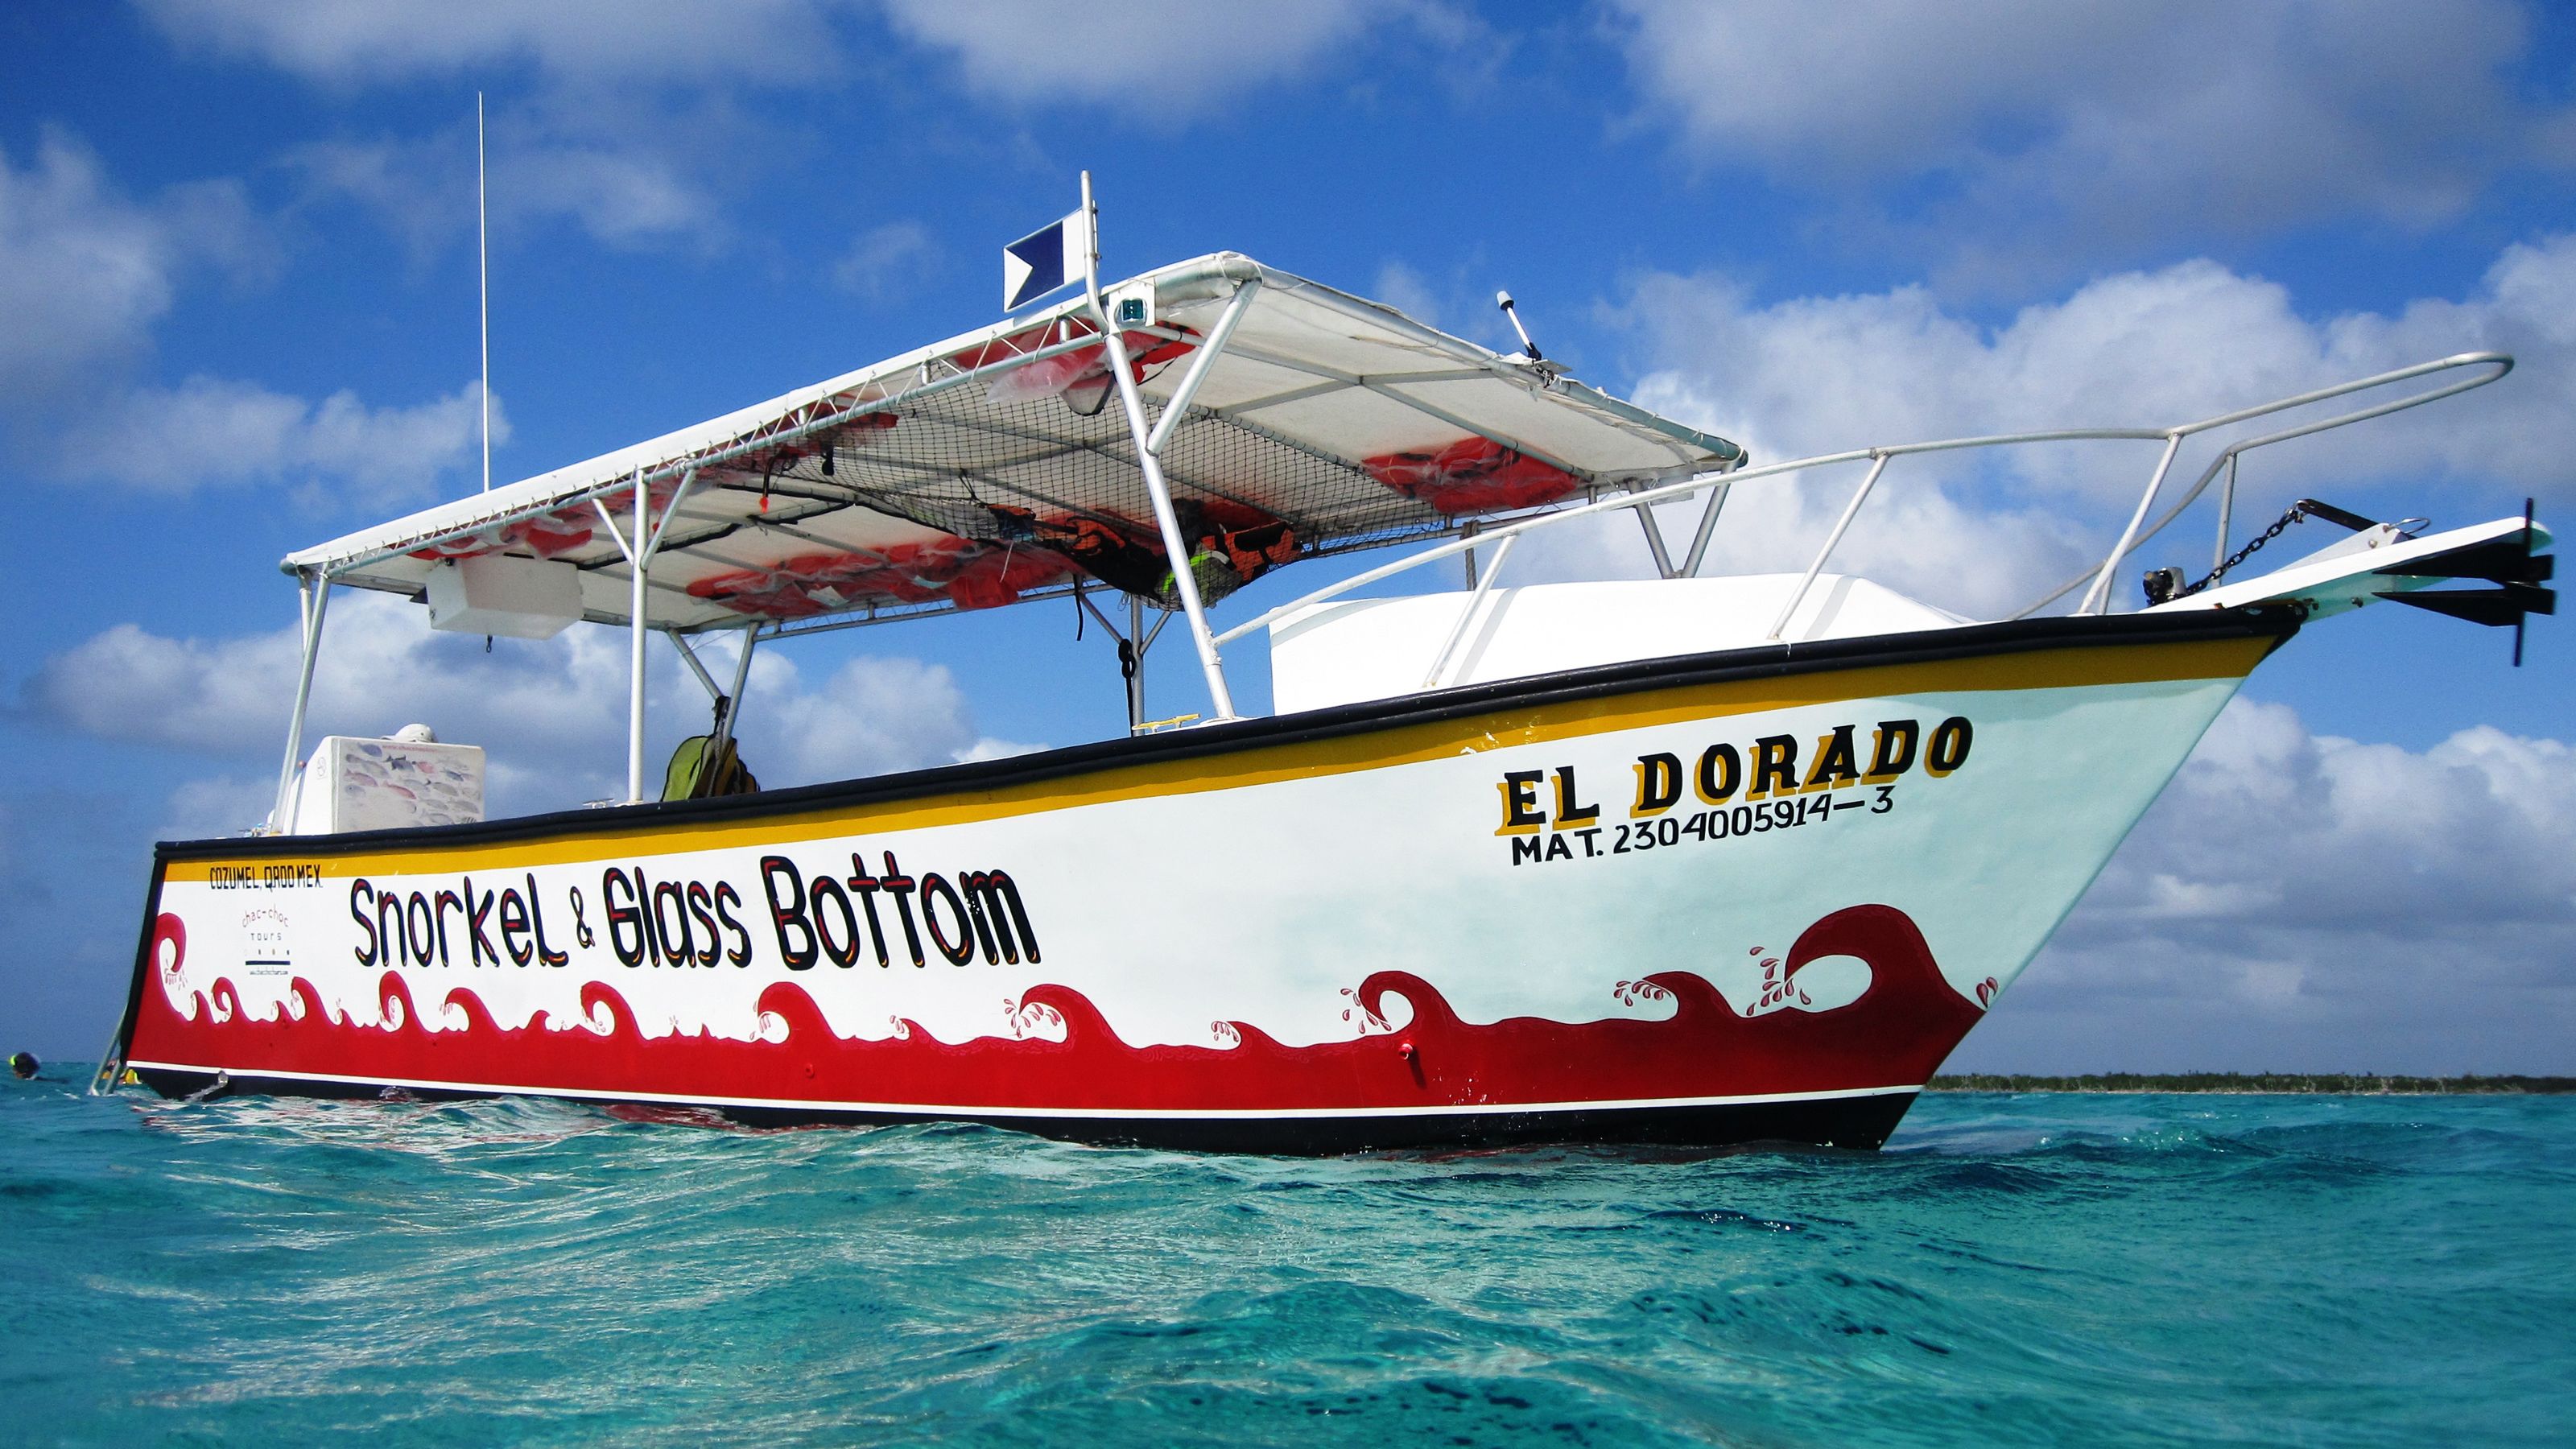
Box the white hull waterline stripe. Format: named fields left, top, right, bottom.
left=122, top=1060, right=1917, bottom=1121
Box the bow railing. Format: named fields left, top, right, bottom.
left=1212, top=352, right=2513, bottom=686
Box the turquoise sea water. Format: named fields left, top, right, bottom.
left=4, top=1080, right=2570, bottom=1447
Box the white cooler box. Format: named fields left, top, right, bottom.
left=287, top=736, right=486, bottom=835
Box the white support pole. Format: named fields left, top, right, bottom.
left=588, top=465, right=702, bottom=802
left=2212, top=452, right=2239, bottom=574
left=1422, top=532, right=1516, bottom=688
left=1768, top=454, right=1889, bottom=642
left=711, top=625, right=756, bottom=758
left=627, top=469, right=649, bottom=802
left=667, top=630, right=720, bottom=700
left=270, top=573, right=332, bottom=832
left=2081, top=432, right=2185, bottom=616
left=1682, top=481, right=1732, bottom=577
left=1629, top=485, right=1678, bottom=578
left=1143, top=278, right=1262, bottom=456
left=643, top=467, right=698, bottom=558
left=1080, top=171, right=1236, bottom=720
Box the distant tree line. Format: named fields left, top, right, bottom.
left=1926, top=1073, right=2576, bottom=1094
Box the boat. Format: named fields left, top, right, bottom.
left=95, top=213, right=2555, bottom=1152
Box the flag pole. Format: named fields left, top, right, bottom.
left=1079, top=171, right=1238, bottom=720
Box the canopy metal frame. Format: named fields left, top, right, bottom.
left=283, top=250, right=1738, bottom=608
left=264, top=227, right=2498, bottom=840
left=256, top=225, right=1754, bottom=834
left=590, top=467, right=700, bottom=800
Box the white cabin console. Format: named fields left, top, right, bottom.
left=1268, top=576, right=1967, bottom=714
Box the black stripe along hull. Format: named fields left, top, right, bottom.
left=130, top=1067, right=1918, bottom=1154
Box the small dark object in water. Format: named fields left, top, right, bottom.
left=9, top=1052, right=36, bottom=1080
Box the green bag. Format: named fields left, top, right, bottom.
left=663, top=732, right=759, bottom=801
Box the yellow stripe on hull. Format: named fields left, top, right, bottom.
left=160, top=632, right=2274, bottom=881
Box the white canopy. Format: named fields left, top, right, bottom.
left=286, top=253, right=1743, bottom=632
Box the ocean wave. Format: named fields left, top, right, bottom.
left=5, top=1076, right=2570, bottom=1445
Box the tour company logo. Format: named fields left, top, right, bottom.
left=1493, top=716, right=1972, bottom=865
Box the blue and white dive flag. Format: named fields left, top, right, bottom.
left=1004, top=207, right=1092, bottom=311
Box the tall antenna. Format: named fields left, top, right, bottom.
left=477, top=91, right=491, bottom=493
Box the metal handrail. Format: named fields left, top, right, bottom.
left=1215, top=353, right=2512, bottom=664
left=1769, top=453, right=1889, bottom=641
left=2014, top=351, right=2512, bottom=617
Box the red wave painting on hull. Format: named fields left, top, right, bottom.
left=126, top=905, right=1986, bottom=1111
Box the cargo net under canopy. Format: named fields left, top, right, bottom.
left=671, top=318, right=1589, bottom=621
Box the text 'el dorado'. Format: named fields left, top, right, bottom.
left=1493, top=715, right=1973, bottom=865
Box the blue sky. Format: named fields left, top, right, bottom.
left=2, top=1, right=2570, bottom=1070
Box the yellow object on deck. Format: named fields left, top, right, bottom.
left=663, top=734, right=759, bottom=801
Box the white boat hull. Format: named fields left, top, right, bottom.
left=113, top=608, right=2296, bottom=1151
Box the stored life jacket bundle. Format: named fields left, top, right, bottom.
left=1363, top=435, right=1583, bottom=514
left=686, top=535, right=1075, bottom=619
left=1050, top=516, right=1172, bottom=598
left=687, top=550, right=894, bottom=617
left=1197, top=498, right=1298, bottom=580
left=984, top=498, right=1299, bottom=607
left=835, top=539, right=980, bottom=605
left=409, top=511, right=593, bottom=562
left=943, top=543, right=1075, bottom=610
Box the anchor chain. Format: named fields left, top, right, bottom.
left=2177, top=503, right=2311, bottom=598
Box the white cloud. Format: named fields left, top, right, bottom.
left=1622, top=241, right=2576, bottom=494
left=159, top=775, right=279, bottom=841
left=25, top=591, right=1010, bottom=823
left=502, top=134, right=716, bottom=250
left=2103, top=701, right=2576, bottom=931
left=1371, top=260, right=1443, bottom=329
left=284, top=138, right=459, bottom=266
left=57, top=375, right=499, bottom=506
left=754, top=655, right=983, bottom=785
left=151, top=3, right=832, bottom=254
left=289, top=116, right=731, bottom=257
left=1963, top=698, right=2576, bottom=1072
left=0, top=131, right=261, bottom=401
left=832, top=221, right=939, bottom=300
left=1607, top=1, right=2553, bottom=281
left=147, top=1, right=1454, bottom=258
left=1554, top=232, right=2576, bottom=618
left=881, top=0, right=1426, bottom=114
left=1525, top=466, right=2091, bottom=625
left=146, top=0, right=1451, bottom=118
left=0, top=131, right=488, bottom=506
left=139, top=0, right=848, bottom=86
left=1363, top=257, right=1541, bottom=361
